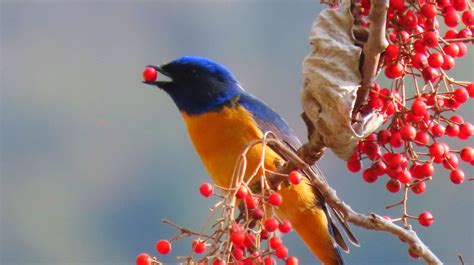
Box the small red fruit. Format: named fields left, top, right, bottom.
left=386, top=179, right=402, bottom=193
left=418, top=212, right=434, bottom=227
left=192, top=240, right=207, bottom=254
left=411, top=99, right=427, bottom=116
left=212, top=258, right=226, bottom=265
left=136, top=253, right=152, bottom=265
left=454, top=87, right=469, bottom=103
left=269, top=236, right=283, bottom=249
left=199, top=182, right=214, bottom=198
left=264, top=218, right=279, bottom=232
left=143, top=67, right=157, bottom=82
left=363, top=168, right=378, bottom=183
left=428, top=53, right=444, bottom=68
left=411, top=181, right=426, bottom=194
left=286, top=256, right=299, bottom=265
left=236, top=186, right=249, bottom=199
left=429, top=143, right=445, bottom=159
left=450, top=169, right=465, bottom=184
left=421, top=3, right=437, bottom=19
left=156, top=240, right=171, bottom=255
left=279, top=220, right=292, bottom=233
left=460, top=147, right=474, bottom=162
left=400, top=124, right=416, bottom=141
left=268, top=193, right=283, bottom=206
left=230, top=231, right=245, bottom=246
left=385, top=63, right=405, bottom=79
left=275, top=246, right=289, bottom=259
left=288, top=171, right=303, bottom=185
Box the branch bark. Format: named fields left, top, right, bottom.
left=352, top=0, right=389, bottom=114
left=268, top=137, right=443, bottom=265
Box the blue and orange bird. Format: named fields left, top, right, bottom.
left=144, top=56, right=358, bottom=265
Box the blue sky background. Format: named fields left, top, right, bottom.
left=1, top=1, right=473, bottom=264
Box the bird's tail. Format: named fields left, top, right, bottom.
left=277, top=180, right=344, bottom=265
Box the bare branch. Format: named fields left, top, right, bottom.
left=353, top=0, right=389, bottom=114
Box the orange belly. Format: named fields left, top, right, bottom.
left=181, top=105, right=341, bottom=265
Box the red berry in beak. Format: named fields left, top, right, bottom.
left=143, top=67, right=158, bottom=82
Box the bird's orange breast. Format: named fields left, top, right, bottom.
left=181, top=105, right=281, bottom=188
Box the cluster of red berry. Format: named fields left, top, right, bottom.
left=350, top=0, right=473, bottom=230
left=136, top=171, right=304, bottom=265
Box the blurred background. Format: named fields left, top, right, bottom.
left=1, top=1, right=473, bottom=264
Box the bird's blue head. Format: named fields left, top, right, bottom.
left=144, top=56, right=244, bottom=115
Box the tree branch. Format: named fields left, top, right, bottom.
left=267, top=137, right=443, bottom=265
left=353, top=0, right=389, bottom=114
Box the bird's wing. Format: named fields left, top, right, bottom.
left=238, top=93, right=359, bottom=250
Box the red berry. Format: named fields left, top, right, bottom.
left=450, top=114, right=465, bottom=124
left=441, top=54, right=455, bottom=70
left=244, top=233, right=256, bottom=249
left=250, top=208, right=264, bottom=220
left=143, top=67, right=157, bottom=82
left=444, top=11, right=460, bottom=27
left=264, top=218, right=279, bottom=232
left=454, top=87, right=469, bottom=103
left=411, top=99, right=427, bottom=116
left=428, top=53, right=444, bottom=68
left=236, top=186, right=249, bottom=199
left=136, top=253, right=152, bottom=265
left=462, top=10, right=474, bottom=26
left=411, top=181, right=426, bottom=194
left=421, top=3, right=437, bottom=19
left=363, top=168, right=378, bottom=183
left=288, top=171, right=303, bottom=185
left=401, top=124, right=416, bottom=141
left=415, top=131, right=430, bottom=146
left=390, top=0, right=405, bottom=10
left=443, top=43, right=460, bottom=57
left=231, top=231, right=245, bottom=246
left=385, top=44, right=400, bottom=60
left=386, top=179, right=402, bottom=193
left=385, top=63, right=405, bottom=79
left=422, top=67, right=439, bottom=82
left=421, top=163, right=434, bottom=177
left=445, top=29, right=458, bottom=39
left=192, top=240, right=207, bottom=254
left=418, top=212, right=434, bottom=227
left=199, top=182, right=214, bottom=198
left=286, top=256, right=299, bottom=265
left=423, top=31, right=439, bottom=48
left=378, top=129, right=392, bottom=144
left=397, top=170, right=412, bottom=184
left=466, top=83, right=474, bottom=97
left=269, top=236, right=283, bottom=249
left=459, top=122, right=474, bottom=139
left=275, top=246, right=289, bottom=259
left=453, top=0, right=467, bottom=11
left=268, top=193, right=283, bottom=206
left=212, top=258, right=226, bottom=265
left=245, top=195, right=258, bottom=209
left=413, top=40, right=428, bottom=54
left=389, top=131, right=403, bottom=148
left=457, top=42, right=468, bottom=57
left=431, top=123, right=446, bottom=137
left=429, top=143, right=445, bottom=159
left=156, top=240, right=171, bottom=255
left=450, top=169, right=465, bottom=184
left=232, top=248, right=244, bottom=260
left=279, top=220, right=292, bottom=233
left=347, top=156, right=362, bottom=172
left=264, top=257, right=276, bottom=265
left=446, top=124, right=460, bottom=137
left=460, top=147, right=474, bottom=162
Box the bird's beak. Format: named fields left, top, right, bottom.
left=142, top=64, right=173, bottom=88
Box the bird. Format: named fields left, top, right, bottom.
left=143, top=56, right=357, bottom=265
